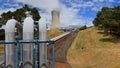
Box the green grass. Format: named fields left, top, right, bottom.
left=67, top=27, right=120, bottom=68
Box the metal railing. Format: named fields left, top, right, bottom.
left=0, top=40, right=55, bottom=68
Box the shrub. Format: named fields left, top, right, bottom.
left=79, top=25, right=87, bottom=30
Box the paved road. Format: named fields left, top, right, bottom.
left=54, top=31, right=78, bottom=63
left=0, top=53, right=4, bottom=62
left=49, top=30, right=78, bottom=68
left=0, top=52, right=4, bottom=67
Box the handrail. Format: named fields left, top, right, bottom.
left=50, top=32, right=70, bottom=41
left=0, top=40, right=54, bottom=44
left=0, top=40, right=55, bottom=68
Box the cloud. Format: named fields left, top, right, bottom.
left=60, top=4, right=93, bottom=27
left=68, top=1, right=94, bottom=8
left=0, top=8, right=16, bottom=15
left=92, top=7, right=101, bottom=11
left=99, top=0, right=104, bottom=2
left=1, top=0, right=118, bottom=28
left=15, top=0, right=60, bottom=12
left=7, top=0, right=10, bottom=2
left=92, top=0, right=98, bottom=2
left=15, top=0, right=84, bottom=27
left=3, top=3, right=19, bottom=7
left=0, top=0, right=2, bottom=2
left=60, top=5, right=78, bottom=26
left=108, top=0, right=114, bottom=2
left=92, top=0, right=108, bottom=3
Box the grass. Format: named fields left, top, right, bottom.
left=0, top=44, right=4, bottom=52
left=67, top=27, right=120, bottom=68
left=47, top=29, right=64, bottom=39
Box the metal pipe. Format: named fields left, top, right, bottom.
left=23, top=17, right=34, bottom=68
left=5, top=19, right=18, bottom=68
left=34, top=40, right=38, bottom=68
left=39, top=18, right=47, bottom=68
left=19, top=40, right=23, bottom=68
left=52, top=44, right=55, bottom=68
left=14, top=43, right=18, bottom=68
left=47, top=44, right=50, bottom=68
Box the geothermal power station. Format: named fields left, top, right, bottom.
left=0, top=9, right=78, bottom=68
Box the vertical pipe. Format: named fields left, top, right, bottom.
left=14, top=43, right=18, bottom=68
left=4, top=44, right=6, bottom=68
left=47, top=44, right=50, bottom=68
left=18, top=29, right=22, bottom=40
left=52, top=44, right=55, bottom=68
left=34, top=40, right=38, bottom=68
left=19, top=40, right=23, bottom=68
left=18, top=28, right=22, bottom=68
left=23, top=17, right=34, bottom=68
left=5, top=19, right=18, bottom=68
left=39, top=18, right=47, bottom=68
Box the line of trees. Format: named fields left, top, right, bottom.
left=0, top=4, right=41, bottom=25
left=93, top=6, right=120, bottom=37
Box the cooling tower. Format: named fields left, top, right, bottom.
left=51, top=10, right=60, bottom=29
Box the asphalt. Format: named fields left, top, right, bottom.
left=49, top=30, right=78, bottom=68
left=0, top=53, right=4, bottom=67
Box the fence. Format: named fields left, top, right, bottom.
left=0, top=40, right=55, bottom=68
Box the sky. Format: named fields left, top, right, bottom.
left=0, top=0, right=120, bottom=27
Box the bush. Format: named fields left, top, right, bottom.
left=79, top=25, right=87, bottom=30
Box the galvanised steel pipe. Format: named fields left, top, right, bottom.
left=23, top=17, right=34, bottom=68
left=39, top=18, right=47, bottom=68
left=5, top=19, right=20, bottom=68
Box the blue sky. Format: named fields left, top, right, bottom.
left=0, top=0, right=120, bottom=27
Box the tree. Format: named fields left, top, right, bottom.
left=79, top=25, right=87, bottom=30
left=30, top=8, right=40, bottom=21
left=93, top=6, right=120, bottom=37
left=0, top=4, right=41, bottom=24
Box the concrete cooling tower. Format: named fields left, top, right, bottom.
left=51, top=10, right=60, bottom=29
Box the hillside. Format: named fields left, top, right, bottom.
left=67, top=27, right=120, bottom=68
left=47, top=30, right=64, bottom=39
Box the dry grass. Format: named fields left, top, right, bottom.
left=0, top=44, right=4, bottom=52
left=55, top=62, right=71, bottom=68
left=67, top=27, right=120, bottom=68
left=47, top=29, right=64, bottom=39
